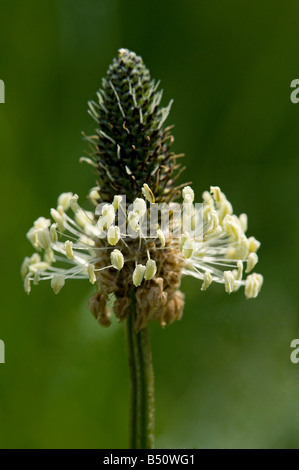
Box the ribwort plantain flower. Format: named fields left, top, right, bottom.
left=22, top=49, right=263, bottom=331
left=22, top=49, right=263, bottom=448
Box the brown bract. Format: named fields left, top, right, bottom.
left=88, top=236, right=185, bottom=331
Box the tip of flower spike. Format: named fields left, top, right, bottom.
left=118, top=48, right=134, bottom=57
left=84, top=47, right=182, bottom=204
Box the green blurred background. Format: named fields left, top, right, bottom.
left=0, top=0, right=298, bottom=449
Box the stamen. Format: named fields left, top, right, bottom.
left=110, top=249, right=124, bottom=271
left=133, top=198, right=147, bottom=217
left=70, top=194, right=79, bottom=213
left=224, top=271, right=235, bottom=294
left=201, top=271, right=212, bottom=291
left=246, top=252, right=258, bottom=273
left=51, top=208, right=65, bottom=232
left=144, top=259, right=157, bottom=280
left=142, top=184, right=155, bottom=204
left=51, top=274, right=65, bottom=294
left=245, top=273, right=263, bottom=299
left=182, top=186, right=194, bottom=204
left=182, top=238, right=195, bottom=259
left=65, top=240, right=74, bottom=260
left=87, top=264, right=96, bottom=284
left=50, top=223, right=58, bottom=243
left=157, top=229, right=166, bottom=248
left=58, top=192, right=73, bottom=211
left=107, top=226, right=120, bottom=246
left=133, top=264, right=146, bottom=287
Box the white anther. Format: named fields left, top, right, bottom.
left=44, top=248, right=56, bottom=264
left=50, top=223, right=58, bottom=243
left=36, top=227, right=51, bottom=250
left=201, top=271, right=212, bottom=291
left=206, top=210, right=219, bottom=233
left=133, top=198, right=147, bottom=217
left=24, top=274, right=31, bottom=294
left=128, top=211, right=140, bottom=232
left=239, top=213, right=248, bottom=233
left=51, top=208, right=65, bottom=232
left=76, top=210, right=92, bottom=228
left=246, top=252, right=258, bottom=273
left=97, top=204, right=115, bottom=230
left=102, top=203, right=115, bottom=218
left=248, top=236, right=261, bottom=253
left=144, top=259, right=157, bottom=280
left=70, top=194, right=79, bottom=213
left=224, top=271, right=235, bottom=294
left=179, top=232, right=189, bottom=251
left=33, top=217, right=51, bottom=229
left=88, top=189, right=100, bottom=206
left=132, top=264, right=146, bottom=287
left=21, top=257, right=31, bottom=278
left=210, top=186, right=222, bottom=202
left=142, top=184, right=155, bottom=204
left=157, top=229, right=166, bottom=248
left=28, top=261, right=49, bottom=273
left=110, top=249, right=124, bottom=271
left=182, top=238, right=195, bottom=259
left=65, top=240, right=74, bottom=260
left=235, top=260, right=243, bottom=281
left=223, top=214, right=242, bottom=239
left=112, top=195, right=123, bottom=210
left=107, top=225, right=120, bottom=246
left=205, top=225, right=223, bottom=240
left=51, top=274, right=65, bottom=294
left=182, top=186, right=194, bottom=204
left=87, top=264, right=96, bottom=284
left=58, top=192, right=73, bottom=211
left=245, top=273, right=263, bottom=299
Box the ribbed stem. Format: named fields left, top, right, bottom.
left=126, top=296, right=155, bottom=449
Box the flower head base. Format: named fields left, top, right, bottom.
left=22, top=182, right=262, bottom=330
left=22, top=49, right=263, bottom=331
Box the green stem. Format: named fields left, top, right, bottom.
left=126, top=296, right=155, bottom=449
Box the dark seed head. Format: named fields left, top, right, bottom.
left=85, top=48, right=184, bottom=203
